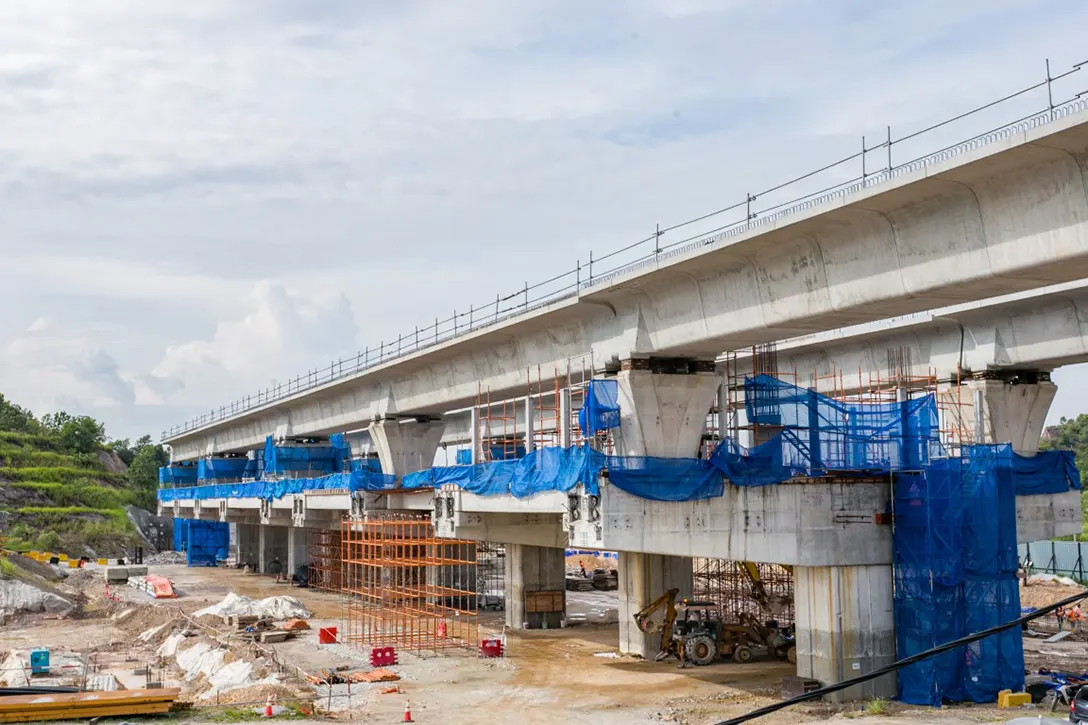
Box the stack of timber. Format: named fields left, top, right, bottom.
left=0, top=687, right=179, bottom=722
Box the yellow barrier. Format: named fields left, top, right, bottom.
left=67, top=560, right=78, bottom=569
left=58, top=554, right=68, bottom=562
left=997, top=690, right=1031, bottom=707
left=97, top=558, right=107, bottom=566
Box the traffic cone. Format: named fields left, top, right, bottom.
left=403, top=700, right=413, bottom=722
left=264, top=694, right=273, bottom=718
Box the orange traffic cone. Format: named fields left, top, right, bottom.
left=403, top=700, right=413, bottom=722
left=264, top=694, right=274, bottom=718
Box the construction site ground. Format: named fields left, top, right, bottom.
left=0, top=563, right=1077, bottom=724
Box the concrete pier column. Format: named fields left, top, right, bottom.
left=287, top=527, right=308, bottom=579
left=368, top=417, right=446, bottom=480
left=258, top=525, right=289, bottom=575
left=614, top=359, right=721, bottom=458
left=236, top=522, right=260, bottom=569
left=618, top=552, right=693, bottom=658
left=963, top=375, right=1056, bottom=453
left=793, top=564, right=896, bottom=700
left=504, top=544, right=566, bottom=630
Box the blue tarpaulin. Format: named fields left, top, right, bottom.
left=607, top=456, right=724, bottom=501
left=158, top=469, right=396, bottom=501
left=578, top=379, right=620, bottom=436
left=403, top=446, right=607, bottom=498
left=160, top=464, right=197, bottom=485
left=895, top=446, right=1025, bottom=705
left=263, top=436, right=339, bottom=477
left=197, top=457, right=249, bottom=482
left=185, top=520, right=229, bottom=566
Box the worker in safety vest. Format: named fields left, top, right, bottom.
left=1071, top=605, right=1083, bottom=633
left=1057, top=605, right=1067, bottom=631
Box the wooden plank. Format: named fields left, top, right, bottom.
left=0, top=703, right=171, bottom=723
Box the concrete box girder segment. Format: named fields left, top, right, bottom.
left=167, top=108, right=1088, bottom=462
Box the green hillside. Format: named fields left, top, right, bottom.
left=0, top=395, right=166, bottom=558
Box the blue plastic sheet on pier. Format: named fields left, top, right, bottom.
left=607, top=456, right=723, bottom=501
left=996, top=444, right=1081, bottom=493
left=159, top=464, right=197, bottom=485
left=196, top=457, right=249, bottom=482
left=895, top=447, right=1024, bottom=706
left=157, top=469, right=395, bottom=502
left=578, top=379, right=620, bottom=436
left=402, top=446, right=606, bottom=498
left=185, top=520, right=229, bottom=566
left=263, top=436, right=339, bottom=477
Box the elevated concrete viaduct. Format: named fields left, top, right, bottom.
left=161, top=107, right=1088, bottom=702
left=166, top=107, right=1088, bottom=463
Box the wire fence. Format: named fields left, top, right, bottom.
left=163, top=56, right=1088, bottom=441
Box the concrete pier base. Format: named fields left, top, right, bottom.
left=258, top=525, right=289, bottom=575
left=504, top=544, right=566, bottom=630
left=287, top=527, right=308, bottom=578
left=794, top=564, right=896, bottom=701
left=236, top=522, right=260, bottom=569
left=617, top=551, right=693, bottom=658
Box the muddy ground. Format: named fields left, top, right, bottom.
left=0, top=563, right=1069, bottom=724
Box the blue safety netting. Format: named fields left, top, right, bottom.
left=455, top=449, right=472, bottom=465
left=895, top=446, right=1026, bottom=706
left=160, top=464, right=197, bottom=485
left=579, top=379, right=620, bottom=436
left=185, top=520, right=229, bottom=566
left=242, top=457, right=259, bottom=480
left=403, top=446, right=607, bottom=498
left=349, top=457, right=383, bottom=474
left=173, top=518, right=189, bottom=552
left=263, top=436, right=339, bottom=477
left=197, top=457, right=249, bottom=482
left=157, top=469, right=396, bottom=501
left=607, top=456, right=724, bottom=501
left=708, top=375, right=941, bottom=485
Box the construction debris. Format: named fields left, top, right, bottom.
left=192, top=593, right=311, bottom=621
left=127, top=574, right=176, bottom=598
left=307, top=668, right=400, bottom=685
left=282, top=618, right=310, bottom=631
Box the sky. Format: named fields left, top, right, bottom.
left=3, top=0, right=1088, bottom=441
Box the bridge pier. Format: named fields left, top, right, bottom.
left=236, top=522, right=260, bottom=569
left=258, top=524, right=289, bottom=575
left=287, top=527, right=309, bottom=580
left=504, top=544, right=566, bottom=630
left=613, top=359, right=717, bottom=657
left=368, top=417, right=446, bottom=480
left=794, top=565, right=896, bottom=701
left=954, top=373, right=1056, bottom=453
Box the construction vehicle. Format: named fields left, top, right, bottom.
left=633, top=588, right=796, bottom=666
left=738, top=561, right=793, bottom=616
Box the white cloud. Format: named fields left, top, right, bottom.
left=151, top=280, right=358, bottom=404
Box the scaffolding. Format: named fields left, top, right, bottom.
left=476, top=542, right=506, bottom=613
left=478, top=383, right=520, bottom=462
left=341, top=514, right=478, bottom=652
left=307, top=529, right=343, bottom=592
left=529, top=365, right=561, bottom=450
left=692, top=558, right=795, bottom=627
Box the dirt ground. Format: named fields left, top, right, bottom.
left=0, top=563, right=1058, bottom=724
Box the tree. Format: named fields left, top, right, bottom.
left=0, top=394, right=41, bottom=434
left=128, top=442, right=169, bottom=509
left=110, top=438, right=135, bottom=466
left=1041, top=415, right=1088, bottom=488
left=56, top=416, right=106, bottom=455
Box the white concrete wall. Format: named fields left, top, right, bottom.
left=600, top=481, right=894, bottom=566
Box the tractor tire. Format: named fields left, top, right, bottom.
left=685, top=634, right=717, bottom=666
left=787, top=646, right=797, bottom=665
left=732, top=645, right=754, bottom=664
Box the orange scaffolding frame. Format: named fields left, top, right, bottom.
left=341, top=514, right=478, bottom=652
left=307, top=529, right=343, bottom=592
